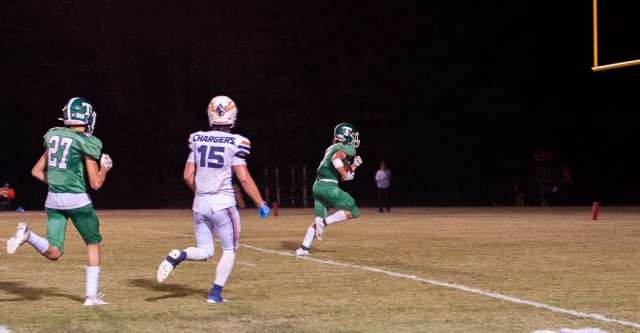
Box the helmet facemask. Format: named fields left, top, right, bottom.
left=350, top=131, right=360, bottom=148
left=86, top=112, right=97, bottom=134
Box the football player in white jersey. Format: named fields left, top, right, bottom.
left=156, top=95, right=271, bottom=303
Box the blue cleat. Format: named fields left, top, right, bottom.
left=207, top=293, right=225, bottom=303
left=207, top=284, right=227, bottom=303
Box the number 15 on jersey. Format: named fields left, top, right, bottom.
left=197, top=146, right=225, bottom=169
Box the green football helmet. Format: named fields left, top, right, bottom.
left=333, top=122, right=360, bottom=148
left=60, top=97, right=97, bottom=134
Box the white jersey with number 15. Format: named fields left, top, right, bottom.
left=186, top=130, right=251, bottom=212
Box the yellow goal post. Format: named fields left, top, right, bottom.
left=592, top=0, right=640, bottom=71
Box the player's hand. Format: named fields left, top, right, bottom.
left=100, top=154, right=113, bottom=171
left=352, top=156, right=363, bottom=167
left=343, top=171, right=355, bottom=181
left=258, top=203, right=271, bottom=219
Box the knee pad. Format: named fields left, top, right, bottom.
left=185, top=246, right=214, bottom=260
left=222, top=250, right=236, bottom=256
left=200, top=246, right=215, bottom=258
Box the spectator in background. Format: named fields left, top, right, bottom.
left=375, top=161, right=391, bottom=212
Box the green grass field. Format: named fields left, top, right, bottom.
left=1, top=207, right=639, bottom=333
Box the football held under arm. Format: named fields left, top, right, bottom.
left=331, top=151, right=354, bottom=181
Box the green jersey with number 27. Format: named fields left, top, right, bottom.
left=44, top=127, right=102, bottom=194
left=316, top=143, right=356, bottom=182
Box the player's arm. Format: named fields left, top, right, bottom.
left=31, top=151, right=49, bottom=184
left=85, top=155, right=112, bottom=190
left=183, top=161, right=196, bottom=192
left=233, top=164, right=267, bottom=207
left=332, top=151, right=361, bottom=181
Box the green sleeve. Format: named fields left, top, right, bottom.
left=43, top=130, right=53, bottom=149
left=81, top=136, right=103, bottom=160
left=340, top=144, right=356, bottom=158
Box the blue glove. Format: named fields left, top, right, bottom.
left=258, top=203, right=271, bottom=219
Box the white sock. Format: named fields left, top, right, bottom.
left=302, top=226, right=315, bottom=248
left=27, top=231, right=49, bottom=254
left=85, top=266, right=100, bottom=298
left=325, top=210, right=348, bottom=225
left=214, top=251, right=236, bottom=286
left=184, top=247, right=212, bottom=261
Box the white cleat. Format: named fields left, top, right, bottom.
left=295, top=248, right=310, bottom=256
left=6, top=223, right=30, bottom=254
left=313, top=217, right=326, bottom=240
left=83, top=294, right=109, bottom=306
left=156, top=249, right=180, bottom=283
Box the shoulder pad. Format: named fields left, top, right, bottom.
left=235, top=134, right=251, bottom=158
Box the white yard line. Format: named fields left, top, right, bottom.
left=0, top=325, right=13, bottom=333
left=237, top=261, right=258, bottom=267
left=144, top=229, right=640, bottom=330
left=242, top=244, right=640, bottom=330
left=532, top=328, right=611, bottom=333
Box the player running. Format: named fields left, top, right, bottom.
left=156, top=95, right=270, bottom=303
left=6, top=97, right=113, bottom=306
left=296, top=122, right=363, bottom=256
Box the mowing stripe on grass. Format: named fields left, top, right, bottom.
left=142, top=229, right=640, bottom=330
left=241, top=244, right=640, bottom=330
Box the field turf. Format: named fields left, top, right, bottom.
left=1, top=207, right=639, bottom=333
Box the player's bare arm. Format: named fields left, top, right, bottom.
left=85, top=156, right=111, bottom=190
left=31, top=150, right=49, bottom=184
left=332, top=151, right=355, bottom=181
left=183, top=161, right=196, bottom=192
left=233, top=164, right=267, bottom=206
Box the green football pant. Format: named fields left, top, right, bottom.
left=312, top=181, right=360, bottom=218
left=46, top=204, right=102, bottom=253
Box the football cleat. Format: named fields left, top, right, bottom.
left=6, top=223, right=30, bottom=254
left=295, top=248, right=310, bottom=256
left=156, top=249, right=181, bottom=283
left=313, top=217, right=326, bottom=241
left=83, top=294, right=109, bottom=306
left=207, top=294, right=226, bottom=303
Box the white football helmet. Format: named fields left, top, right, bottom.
left=207, top=96, right=238, bottom=128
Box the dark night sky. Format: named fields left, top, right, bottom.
left=1, top=1, right=639, bottom=209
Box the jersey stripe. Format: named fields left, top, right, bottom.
left=227, top=208, right=239, bottom=251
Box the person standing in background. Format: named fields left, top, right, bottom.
left=375, top=161, right=391, bottom=212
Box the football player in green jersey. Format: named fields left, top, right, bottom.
left=6, top=97, right=113, bottom=306
left=296, top=122, right=363, bottom=256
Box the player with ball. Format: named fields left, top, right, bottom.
left=296, top=122, right=363, bottom=256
